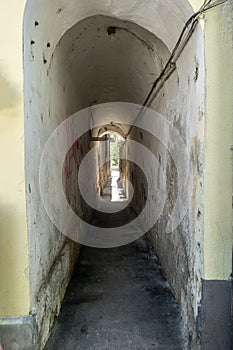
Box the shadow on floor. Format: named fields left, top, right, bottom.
left=45, top=236, right=186, bottom=350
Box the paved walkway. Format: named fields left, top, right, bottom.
left=45, top=177, right=186, bottom=350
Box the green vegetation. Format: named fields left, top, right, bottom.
left=110, top=133, right=122, bottom=168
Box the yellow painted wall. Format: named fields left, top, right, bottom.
left=0, top=0, right=29, bottom=316
left=203, top=3, right=233, bottom=280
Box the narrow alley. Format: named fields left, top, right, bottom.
left=0, top=1, right=232, bottom=350
left=45, top=176, right=185, bottom=350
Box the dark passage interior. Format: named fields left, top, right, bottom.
left=45, top=242, right=185, bottom=350
left=45, top=181, right=186, bottom=349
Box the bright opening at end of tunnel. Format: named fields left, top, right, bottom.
left=109, top=133, right=127, bottom=203
left=103, top=133, right=127, bottom=202
left=110, top=170, right=127, bottom=203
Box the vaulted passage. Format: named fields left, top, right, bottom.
left=45, top=181, right=185, bottom=350
left=21, top=1, right=232, bottom=350
left=25, top=5, right=204, bottom=349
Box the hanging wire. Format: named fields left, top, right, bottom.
left=125, top=0, right=228, bottom=138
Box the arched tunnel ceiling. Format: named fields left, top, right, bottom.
left=24, top=0, right=195, bottom=57
left=24, top=0, right=198, bottom=136
left=49, top=15, right=171, bottom=131
left=51, top=15, right=170, bottom=106
left=97, top=124, right=128, bottom=139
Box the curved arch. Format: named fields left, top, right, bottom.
left=48, top=14, right=171, bottom=115
left=97, top=124, right=126, bottom=139
left=23, top=0, right=206, bottom=348
left=24, top=0, right=196, bottom=59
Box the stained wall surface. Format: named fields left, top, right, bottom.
left=23, top=1, right=204, bottom=346
left=0, top=1, right=231, bottom=350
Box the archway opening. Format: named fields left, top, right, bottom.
left=24, top=3, right=205, bottom=348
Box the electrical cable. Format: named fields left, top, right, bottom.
left=125, top=0, right=228, bottom=138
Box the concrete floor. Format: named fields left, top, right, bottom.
left=45, top=177, right=186, bottom=350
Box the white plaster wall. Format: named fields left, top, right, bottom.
left=24, top=9, right=171, bottom=303
left=149, top=25, right=205, bottom=348
left=51, top=15, right=168, bottom=108
left=119, top=21, right=205, bottom=350
left=23, top=0, right=205, bottom=347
